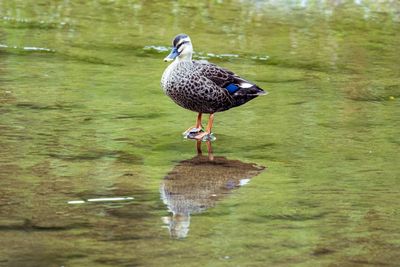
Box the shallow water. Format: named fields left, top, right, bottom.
left=0, top=0, right=399, bottom=266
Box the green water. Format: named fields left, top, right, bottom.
left=1, top=0, right=399, bottom=266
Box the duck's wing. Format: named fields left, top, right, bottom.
left=193, top=61, right=266, bottom=96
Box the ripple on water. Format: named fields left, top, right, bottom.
left=0, top=44, right=55, bottom=53
left=15, top=102, right=83, bottom=111
left=0, top=43, right=121, bottom=66
left=67, top=197, right=134, bottom=205
left=143, top=45, right=170, bottom=53
left=142, top=45, right=269, bottom=62
left=1, top=16, right=71, bottom=29
left=241, top=211, right=330, bottom=223
left=47, top=150, right=143, bottom=164
left=0, top=219, right=90, bottom=232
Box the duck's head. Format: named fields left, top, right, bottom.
left=164, top=34, right=193, bottom=62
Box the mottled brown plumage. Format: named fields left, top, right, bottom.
left=161, top=34, right=267, bottom=140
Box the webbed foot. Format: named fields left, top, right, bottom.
left=183, top=126, right=204, bottom=139
left=194, top=131, right=216, bottom=141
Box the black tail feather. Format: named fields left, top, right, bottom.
left=232, top=85, right=267, bottom=107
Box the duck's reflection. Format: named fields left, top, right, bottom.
left=160, top=141, right=265, bottom=239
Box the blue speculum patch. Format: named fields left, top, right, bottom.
left=225, top=83, right=239, bottom=93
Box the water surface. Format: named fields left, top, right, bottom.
left=0, top=1, right=399, bottom=266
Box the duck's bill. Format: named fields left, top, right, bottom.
left=164, top=48, right=179, bottom=62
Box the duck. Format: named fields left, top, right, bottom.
left=161, top=33, right=267, bottom=140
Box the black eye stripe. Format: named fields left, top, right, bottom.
left=176, top=41, right=189, bottom=50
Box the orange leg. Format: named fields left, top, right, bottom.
left=195, top=112, right=202, bottom=129
left=195, top=113, right=214, bottom=141
left=183, top=113, right=203, bottom=135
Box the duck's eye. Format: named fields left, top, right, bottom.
left=176, top=41, right=189, bottom=52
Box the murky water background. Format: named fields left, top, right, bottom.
left=1, top=0, right=399, bottom=266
